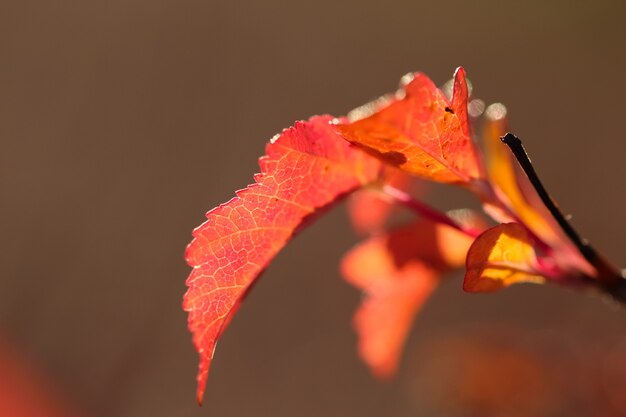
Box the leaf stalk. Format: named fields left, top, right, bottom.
left=380, top=185, right=481, bottom=238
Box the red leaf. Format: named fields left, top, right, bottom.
left=184, top=115, right=380, bottom=403
left=341, top=216, right=477, bottom=377
left=336, top=67, right=481, bottom=184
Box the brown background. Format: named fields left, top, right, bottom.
left=2, top=1, right=626, bottom=416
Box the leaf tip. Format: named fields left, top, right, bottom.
left=452, top=66, right=469, bottom=104
left=195, top=356, right=210, bottom=406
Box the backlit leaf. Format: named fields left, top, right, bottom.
left=341, top=217, right=476, bottom=377
left=184, top=115, right=380, bottom=403
left=335, top=67, right=481, bottom=183
left=464, top=223, right=545, bottom=292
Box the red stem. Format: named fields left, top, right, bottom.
left=380, top=185, right=481, bottom=238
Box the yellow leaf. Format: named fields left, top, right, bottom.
left=464, top=223, right=545, bottom=292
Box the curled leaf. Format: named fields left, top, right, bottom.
left=184, top=116, right=380, bottom=403
left=464, top=223, right=545, bottom=292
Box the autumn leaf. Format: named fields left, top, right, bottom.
left=184, top=115, right=381, bottom=403
left=335, top=67, right=481, bottom=184
left=183, top=66, right=626, bottom=408
left=341, top=215, right=478, bottom=377
left=464, top=223, right=546, bottom=292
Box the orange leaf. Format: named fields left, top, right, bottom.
left=464, top=223, right=545, bottom=292
left=341, top=217, right=476, bottom=377
left=336, top=67, right=481, bottom=184
left=184, top=115, right=380, bottom=403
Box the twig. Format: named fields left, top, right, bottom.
left=501, top=133, right=626, bottom=303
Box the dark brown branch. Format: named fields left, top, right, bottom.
left=501, top=133, right=595, bottom=259
left=501, top=133, right=626, bottom=304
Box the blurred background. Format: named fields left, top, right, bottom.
left=2, top=0, right=626, bottom=416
